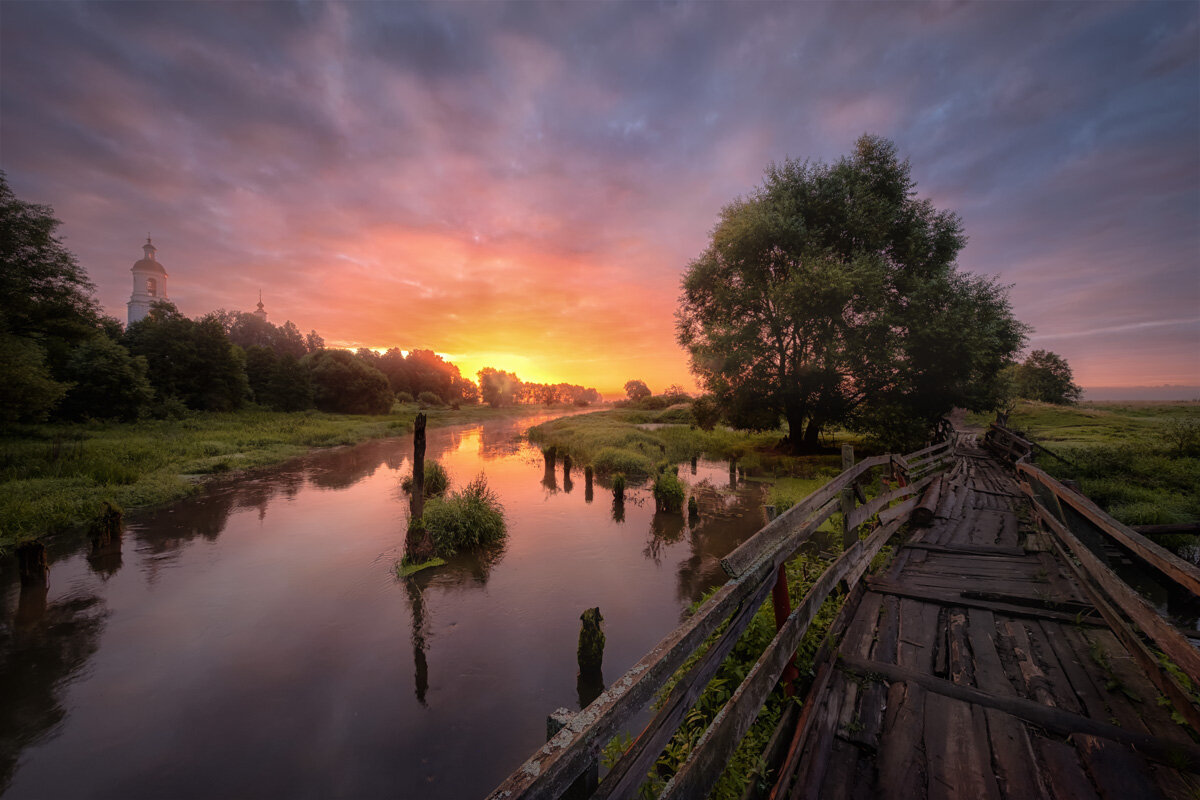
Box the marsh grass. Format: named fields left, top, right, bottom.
left=0, top=404, right=551, bottom=551
left=421, top=474, right=506, bottom=556
left=968, top=400, right=1200, bottom=526
left=400, top=460, right=450, bottom=497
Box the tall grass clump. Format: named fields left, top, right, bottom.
left=422, top=473, right=506, bottom=555
left=593, top=446, right=655, bottom=478
left=653, top=470, right=686, bottom=513
left=401, top=460, right=450, bottom=497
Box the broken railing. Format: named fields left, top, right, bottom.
left=487, top=437, right=956, bottom=800
left=993, top=424, right=1200, bottom=730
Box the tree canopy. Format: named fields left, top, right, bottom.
left=677, top=135, right=1027, bottom=451
left=1011, top=350, right=1082, bottom=405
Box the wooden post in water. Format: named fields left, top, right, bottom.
left=405, top=413, right=435, bottom=563
left=841, top=444, right=856, bottom=550
left=584, top=465, right=594, bottom=503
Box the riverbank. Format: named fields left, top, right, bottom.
left=967, top=400, right=1200, bottom=527
left=0, top=403, right=570, bottom=551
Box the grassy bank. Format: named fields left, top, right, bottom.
left=526, top=406, right=867, bottom=484
left=967, top=400, right=1200, bottom=526
left=0, top=403, right=557, bottom=552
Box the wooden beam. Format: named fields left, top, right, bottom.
left=837, top=654, right=1200, bottom=773
left=864, top=578, right=1106, bottom=626
left=660, top=518, right=901, bottom=799
left=1019, top=463, right=1200, bottom=597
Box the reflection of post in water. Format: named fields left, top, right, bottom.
left=405, top=578, right=430, bottom=706
left=576, top=607, right=605, bottom=709
left=16, top=541, right=49, bottom=627
left=728, top=458, right=738, bottom=489
left=541, top=447, right=558, bottom=492
left=611, top=474, right=626, bottom=523
left=691, top=456, right=698, bottom=475
left=584, top=466, right=594, bottom=503
left=562, top=454, right=573, bottom=494
left=87, top=501, right=124, bottom=579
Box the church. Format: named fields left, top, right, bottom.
left=126, top=237, right=267, bottom=325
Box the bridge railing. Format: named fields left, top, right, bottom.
left=990, top=424, right=1200, bottom=730
left=487, top=437, right=957, bottom=800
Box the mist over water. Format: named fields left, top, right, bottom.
left=0, top=412, right=767, bottom=799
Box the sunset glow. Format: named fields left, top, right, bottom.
left=2, top=2, right=1197, bottom=397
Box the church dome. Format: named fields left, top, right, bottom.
left=131, top=237, right=167, bottom=275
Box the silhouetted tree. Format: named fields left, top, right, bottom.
left=58, top=335, right=154, bottom=421
left=677, top=135, right=1027, bottom=451
left=1013, top=350, right=1082, bottom=405
left=304, top=349, right=393, bottom=414
left=478, top=367, right=523, bottom=407
left=624, top=379, right=652, bottom=402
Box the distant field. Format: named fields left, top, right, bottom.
left=0, top=403, right=556, bottom=551
left=967, top=400, right=1200, bottom=526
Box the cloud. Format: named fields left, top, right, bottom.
left=2, top=0, right=1196, bottom=394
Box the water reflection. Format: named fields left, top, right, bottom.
left=0, top=412, right=768, bottom=800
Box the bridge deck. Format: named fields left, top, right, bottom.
left=775, top=442, right=1199, bottom=800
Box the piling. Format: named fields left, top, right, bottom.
left=584, top=466, right=594, bottom=503
left=405, top=413, right=435, bottom=563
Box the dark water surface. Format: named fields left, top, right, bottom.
left=0, top=413, right=767, bottom=799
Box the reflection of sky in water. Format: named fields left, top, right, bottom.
left=0, top=413, right=767, bottom=799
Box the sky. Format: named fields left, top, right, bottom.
left=2, top=1, right=1197, bottom=398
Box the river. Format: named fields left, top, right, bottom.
left=0, top=411, right=768, bottom=798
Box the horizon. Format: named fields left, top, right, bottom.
left=2, top=1, right=1197, bottom=398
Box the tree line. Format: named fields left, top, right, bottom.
left=0, top=173, right=600, bottom=424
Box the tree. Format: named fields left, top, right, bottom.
left=304, top=349, right=393, bottom=414
left=122, top=301, right=249, bottom=411
left=677, top=135, right=1027, bottom=451
left=0, top=332, right=67, bottom=424
left=478, top=368, right=523, bottom=407
left=58, top=335, right=154, bottom=421
left=624, top=379, right=651, bottom=402
left=1014, top=350, right=1082, bottom=405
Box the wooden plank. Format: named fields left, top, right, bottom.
left=661, top=519, right=901, bottom=799
left=1019, top=462, right=1200, bottom=598
left=837, top=655, right=1200, bottom=772
left=846, top=477, right=930, bottom=531
left=1036, top=737, right=1101, bottom=800
left=865, top=578, right=1106, bottom=626
left=876, top=680, right=927, bottom=799
left=906, top=439, right=953, bottom=461
left=911, top=476, right=944, bottom=527
left=722, top=457, right=890, bottom=578
left=923, top=693, right=1002, bottom=800
left=1028, top=500, right=1200, bottom=713
left=1076, top=734, right=1160, bottom=800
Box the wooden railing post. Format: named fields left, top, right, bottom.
left=840, top=444, right=856, bottom=549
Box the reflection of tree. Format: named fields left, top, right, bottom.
left=541, top=449, right=558, bottom=494
left=478, top=422, right=526, bottom=459
left=643, top=512, right=686, bottom=564
left=404, top=580, right=430, bottom=706
left=0, top=592, right=108, bottom=793
left=671, top=481, right=769, bottom=606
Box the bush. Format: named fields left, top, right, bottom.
left=304, top=349, right=393, bottom=414
left=417, top=391, right=443, bottom=407
left=401, top=460, right=450, bottom=497
left=422, top=473, right=506, bottom=555
left=653, top=470, right=685, bottom=513
left=592, top=446, right=655, bottom=477
left=396, top=391, right=415, bottom=404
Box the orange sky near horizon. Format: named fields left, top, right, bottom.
left=2, top=2, right=1197, bottom=399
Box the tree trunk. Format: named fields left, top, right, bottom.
left=802, top=419, right=822, bottom=452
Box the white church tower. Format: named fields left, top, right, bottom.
left=127, top=236, right=168, bottom=325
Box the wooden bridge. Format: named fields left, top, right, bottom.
left=489, top=426, right=1200, bottom=799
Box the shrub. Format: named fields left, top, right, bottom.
left=422, top=473, right=506, bottom=555
left=304, top=349, right=393, bottom=414
left=653, top=470, right=685, bottom=513
left=396, top=391, right=415, bottom=404
left=592, top=446, right=655, bottom=477
left=417, top=391, right=443, bottom=407
left=401, top=460, right=450, bottom=497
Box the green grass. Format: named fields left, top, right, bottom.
left=421, top=473, right=506, bottom=556
left=968, top=400, right=1200, bottom=526
left=0, top=403, right=554, bottom=552
left=527, top=407, right=865, bottom=483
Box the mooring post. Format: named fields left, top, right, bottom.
left=841, top=444, right=856, bottom=550
left=405, top=413, right=435, bottom=563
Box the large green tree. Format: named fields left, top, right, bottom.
left=677, top=136, right=1027, bottom=451
left=1013, top=349, right=1082, bottom=405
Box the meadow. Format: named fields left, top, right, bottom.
left=967, top=400, right=1200, bottom=527
left=0, top=403, right=553, bottom=551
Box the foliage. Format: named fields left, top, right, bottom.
left=421, top=473, right=506, bottom=556
left=417, top=390, right=444, bottom=407
left=401, top=459, right=450, bottom=497
left=624, top=379, right=652, bottom=402
left=395, top=391, right=415, bottom=404
left=1012, top=349, right=1082, bottom=405
left=677, top=135, right=1027, bottom=452
left=652, top=470, right=686, bottom=513
left=304, top=349, right=393, bottom=414
left=0, top=172, right=102, bottom=374
left=0, top=331, right=68, bottom=424
left=593, top=446, right=656, bottom=478
left=691, top=395, right=722, bottom=431
left=478, top=367, right=524, bottom=407
left=58, top=335, right=154, bottom=421
left=122, top=302, right=249, bottom=412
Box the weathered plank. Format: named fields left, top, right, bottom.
left=864, top=578, right=1105, bottom=626
left=838, top=655, right=1200, bottom=772
left=1019, top=462, right=1200, bottom=597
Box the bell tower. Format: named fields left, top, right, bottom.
left=128, top=235, right=168, bottom=325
